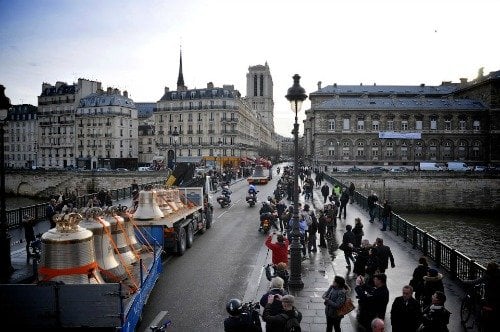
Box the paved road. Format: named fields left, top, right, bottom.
left=6, top=169, right=469, bottom=331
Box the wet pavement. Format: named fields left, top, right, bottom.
left=251, top=181, right=468, bottom=332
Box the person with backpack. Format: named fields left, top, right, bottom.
left=263, top=294, right=302, bottom=332
left=259, top=277, right=288, bottom=331
left=323, top=275, right=350, bottom=332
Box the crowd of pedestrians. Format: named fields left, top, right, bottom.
left=224, top=165, right=499, bottom=332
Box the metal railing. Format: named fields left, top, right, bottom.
left=5, top=180, right=165, bottom=231
left=323, top=173, right=486, bottom=282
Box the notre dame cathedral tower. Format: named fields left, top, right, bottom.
left=246, top=62, right=275, bottom=133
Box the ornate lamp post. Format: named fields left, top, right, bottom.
left=172, top=126, right=179, bottom=169
left=218, top=138, right=223, bottom=173
left=0, top=85, right=13, bottom=281
left=285, top=74, right=307, bottom=290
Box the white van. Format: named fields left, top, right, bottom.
left=419, top=162, right=443, bottom=171
left=138, top=166, right=152, bottom=172
left=446, top=161, right=468, bottom=172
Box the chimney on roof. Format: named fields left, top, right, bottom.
left=360, top=83, right=363, bottom=86
left=113, top=88, right=120, bottom=95
left=55, top=81, right=66, bottom=89
left=333, top=83, right=337, bottom=88
left=420, top=83, right=425, bottom=87
left=123, top=90, right=128, bottom=98
left=460, top=78, right=468, bottom=85
left=107, top=87, right=113, bottom=94
left=317, top=81, right=322, bottom=90
left=374, top=83, right=377, bottom=86
left=164, top=87, right=170, bottom=94
left=207, top=82, right=214, bottom=89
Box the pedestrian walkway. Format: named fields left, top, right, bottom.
left=254, top=179, right=467, bottom=332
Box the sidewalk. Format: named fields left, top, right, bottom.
left=258, top=180, right=466, bottom=332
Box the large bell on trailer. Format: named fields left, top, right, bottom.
left=133, top=190, right=164, bottom=220
left=79, top=207, right=127, bottom=282
left=117, top=206, right=143, bottom=253
left=39, top=212, right=105, bottom=284
left=107, top=207, right=138, bottom=266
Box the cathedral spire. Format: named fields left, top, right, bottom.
left=177, top=48, right=186, bottom=91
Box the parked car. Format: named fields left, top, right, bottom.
left=473, top=165, right=487, bottom=172
left=115, top=168, right=129, bottom=172
left=96, top=167, right=111, bottom=172
left=347, top=166, right=365, bottom=173
left=389, top=167, right=408, bottom=173
left=367, top=166, right=388, bottom=173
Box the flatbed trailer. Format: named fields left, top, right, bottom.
left=0, top=231, right=164, bottom=331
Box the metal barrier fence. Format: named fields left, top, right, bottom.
left=323, top=173, right=486, bottom=282
left=5, top=180, right=165, bottom=231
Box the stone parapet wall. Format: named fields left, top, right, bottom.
left=5, top=171, right=168, bottom=198
left=332, top=173, right=500, bottom=211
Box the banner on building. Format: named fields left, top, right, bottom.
left=378, top=132, right=422, bottom=139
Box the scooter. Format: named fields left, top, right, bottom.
left=217, top=194, right=231, bottom=208
left=217, top=186, right=232, bottom=208
left=246, top=191, right=258, bottom=207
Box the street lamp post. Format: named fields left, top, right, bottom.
left=285, top=74, right=307, bottom=290
left=218, top=138, right=223, bottom=173
left=172, top=126, right=179, bottom=169
left=0, top=85, right=13, bottom=282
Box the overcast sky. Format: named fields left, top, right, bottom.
left=0, top=0, right=498, bottom=137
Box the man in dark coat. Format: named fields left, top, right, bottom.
left=263, top=295, right=302, bottom=332
left=374, top=237, right=395, bottom=273
left=391, top=285, right=422, bottom=332
left=367, top=191, right=378, bottom=223
left=341, top=224, right=356, bottom=269
left=321, top=183, right=330, bottom=204
left=355, top=273, right=390, bottom=331
left=338, top=189, right=349, bottom=219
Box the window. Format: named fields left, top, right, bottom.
left=260, top=75, right=264, bottom=96
left=401, top=121, right=408, bottom=131
left=343, top=118, right=350, bottom=130
left=372, top=120, right=379, bottom=131
left=357, top=119, right=364, bottom=131
left=459, top=119, right=466, bottom=130
left=430, top=117, right=437, bottom=130
left=416, top=120, right=423, bottom=130
left=473, top=120, right=480, bottom=131
left=328, top=148, right=335, bottom=156
left=328, top=119, right=335, bottom=131
left=387, top=120, right=394, bottom=131
left=444, top=120, right=451, bottom=131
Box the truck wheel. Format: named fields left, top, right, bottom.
left=205, top=208, right=213, bottom=229
left=186, top=223, right=194, bottom=248
left=177, top=227, right=186, bottom=256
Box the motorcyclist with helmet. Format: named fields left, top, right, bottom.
left=259, top=201, right=276, bottom=231
left=248, top=184, right=257, bottom=196
left=224, top=298, right=262, bottom=332
left=221, top=184, right=232, bottom=203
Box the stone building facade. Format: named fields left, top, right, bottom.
left=305, top=69, right=499, bottom=169
left=36, top=79, right=101, bottom=169
left=153, top=53, right=275, bottom=170
left=75, top=88, right=138, bottom=170
left=5, top=104, right=38, bottom=169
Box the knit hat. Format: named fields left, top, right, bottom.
left=428, top=268, right=439, bottom=277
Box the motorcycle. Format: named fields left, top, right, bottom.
left=259, top=212, right=275, bottom=234
left=217, top=186, right=232, bottom=208
left=246, top=191, right=258, bottom=207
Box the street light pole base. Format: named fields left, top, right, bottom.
left=288, top=235, right=304, bottom=291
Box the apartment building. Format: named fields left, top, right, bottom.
left=5, top=104, right=37, bottom=169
